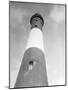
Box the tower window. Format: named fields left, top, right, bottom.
left=29, top=61, right=33, bottom=65
left=35, top=25, right=38, bottom=27
left=28, top=61, right=33, bottom=70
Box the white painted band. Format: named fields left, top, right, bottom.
left=26, top=28, right=44, bottom=52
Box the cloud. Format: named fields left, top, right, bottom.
left=10, top=6, right=28, bottom=26
left=50, top=5, right=65, bottom=23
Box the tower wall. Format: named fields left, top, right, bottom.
left=14, top=47, right=48, bottom=88
left=14, top=13, right=48, bottom=88
left=26, top=28, right=44, bottom=52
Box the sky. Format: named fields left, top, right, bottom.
left=9, top=1, right=65, bottom=88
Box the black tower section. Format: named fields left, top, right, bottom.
left=30, top=13, right=44, bottom=30
left=14, top=48, right=48, bottom=88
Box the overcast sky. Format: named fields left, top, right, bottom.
left=9, top=2, right=65, bottom=88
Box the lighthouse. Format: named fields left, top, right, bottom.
left=14, top=13, right=48, bottom=88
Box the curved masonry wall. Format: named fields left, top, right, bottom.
left=14, top=47, right=48, bottom=88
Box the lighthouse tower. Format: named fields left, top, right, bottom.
left=14, top=13, right=48, bottom=88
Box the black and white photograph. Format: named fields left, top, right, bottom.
left=9, top=1, right=66, bottom=89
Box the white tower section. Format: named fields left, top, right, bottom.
left=26, top=28, right=44, bottom=52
